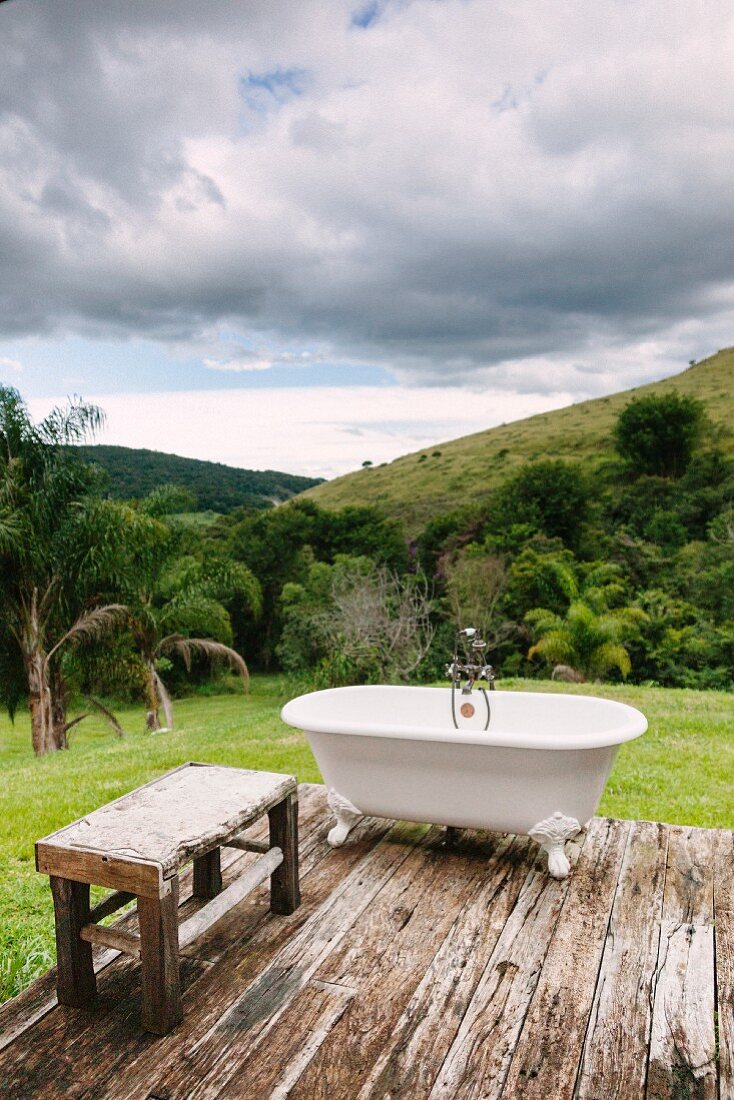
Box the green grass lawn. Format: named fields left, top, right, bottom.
left=0, top=676, right=732, bottom=1003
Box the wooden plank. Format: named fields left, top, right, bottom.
left=716, top=830, right=734, bottom=1100
left=353, top=835, right=534, bottom=1099
left=178, top=847, right=283, bottom=949
left=193, top=848, right=222, bottom=899
left=429, top=838, right=580, bottom=1099
left=647, top=922, right=716, bottom=1100
left=499, top=817, right=631, bottom=1100
left=36, top=843, right=163, bottom=897
left=225, top=835, right=270, bottom=853
left=646, top=825, right=718, bottom=1100
left=139, top=876, right=182, bottom=1035
left=0, top=953, right=209, bottom=1099
left=49, top=877, right=97, bottom=1009
left=79, top=923, right=141, bottom=957
left=268, top=791, right=301, bottom=915
left=88, top=889, right=135, bottom=923
left=145, top=820, right=427, bottom=1099
left=662, top=824, right=716, bottom=925
left=576, top=820, right=668, bottom=1099
left=204, top=979, right=355, bottom=1100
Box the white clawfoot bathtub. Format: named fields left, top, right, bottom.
left=280, top=685, right=647, bottom=878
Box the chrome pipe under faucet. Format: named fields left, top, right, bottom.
left=446, top=627, right=495, bottom=729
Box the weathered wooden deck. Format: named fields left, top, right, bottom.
left=0, top=783, right=732, bottom=1099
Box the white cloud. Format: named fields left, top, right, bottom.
left=0, top=356, right=23, bottom=374
left=2, top=0, right=734, bottom=391
left=203, top=357, right=275, bottom=373
left=28, top=384, right=578, bottom=479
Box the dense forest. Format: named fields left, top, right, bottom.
left=74, top=445, right=323, bottom=513
left=0, top=377, right=732, bottom=757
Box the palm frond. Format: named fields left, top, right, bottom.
left=525, top=607, right=562, bottom=634
left=84, top=696, right=125, bottom=737
left=157, top=634, right=249, bottom=689
left=60, top=713, right=90, bottom=740
left=38, top=398, right=105, bottom=447
left=151, top=666, right=174, bottom=729
left=590, top=642, right=631, bottom=680
left=528, top=631, right=574, bottom=665
left=45, top=604, right=129, bottom=664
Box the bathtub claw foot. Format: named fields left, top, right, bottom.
left=529, top=812, right=581, bottom=879
left=327, top=788, right=363, bottom=847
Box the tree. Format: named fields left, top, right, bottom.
left=226, top=499, right=406, bottom=667
left=87, top=496, right=261, bottom=730
left=489, top=461, right=590, bottom=549
left=442, top=550, right=510, bottom=646
left=525, top=599, right=647, bottom=681
left=504, top=542, right=579, bottom=620
left=613, top=393, right=705, bottom=478
left=278, top=556, right=434, bottom=686
left=0, top=387, right=127, bottom=754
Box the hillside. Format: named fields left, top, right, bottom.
left=302, top=348, right=734, bottom=532
left=75, top=445, right=323, bottom=514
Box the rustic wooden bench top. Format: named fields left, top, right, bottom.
left=36, top=762, right=296, bottom=884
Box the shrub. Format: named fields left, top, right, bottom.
left=613, top=393, right=705, bottom=478
left=488, top=461, right=590, bottom=549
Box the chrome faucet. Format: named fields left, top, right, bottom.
left=446, top=627, right=495, bottom=694
left=446, top=627, right=495, bottom=729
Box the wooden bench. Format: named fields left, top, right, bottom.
left=35, top=762, right=300, bottom=1035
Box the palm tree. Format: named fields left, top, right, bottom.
left=70, top=493, right=260, bottom=731
left=0, top=387, right=128, bottom=753
left=525, top=599, right=647, bottom=681
left=138, top=629, right=249, bottom=731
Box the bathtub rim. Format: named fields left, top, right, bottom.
left=280, top=684, right=648, bottom=751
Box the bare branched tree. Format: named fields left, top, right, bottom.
left=325, top=564, right=434, bottom=682
left=442, top=551, right=514, bottom=648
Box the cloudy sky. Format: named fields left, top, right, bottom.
left=1, top=0, right=733, bottom=478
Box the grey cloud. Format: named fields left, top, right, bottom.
left=1, top=0, right=734, bottom=388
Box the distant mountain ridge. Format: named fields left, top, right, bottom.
left=75, top=445, right=323, bottom=514
left=301, top=347, right=734, bottom=533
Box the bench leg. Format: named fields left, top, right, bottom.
left=268, top=792, right=301, bottom=915
left=138, top=877, right=182, bottom=1035
left=193, top=847, right=222, bottom=899
left=50, top=876, right=97, bottom=1008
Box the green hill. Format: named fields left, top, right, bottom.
left=74, top=445, right=323, bottom=514
left=302, top=348, right=734, bottom=532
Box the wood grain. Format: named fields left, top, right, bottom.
left=178, top=846, right=283, bottom=950
left=193, top=848, right=222, bottom=900
left=430, top=840, right=579, bottom=1099
left=576, top=820, right=668, bottom=1099
left=500, top=816, right=631, bottom=1100
left=357, top=834, right=535, bottom=1099
left=138, top=876, right=182, bottom=1035
left=714, top=829, right=734, bottom=1100
left=99, top=806, right=396, bottom=1100
left=79, top=923, right=141, bottom=958
left=152, top=820, right=428, bottom=1099
left=37, top=762, right=296, bottom=879
left=2, top=796, right=730, bottom=1100
left=646, top=824, right=718, bottom=1100
left=268, top=791, right=301, bottom=915
left=49, top=876, right=97, bottom=1009
left=37, top=844, right=162, bottom=897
